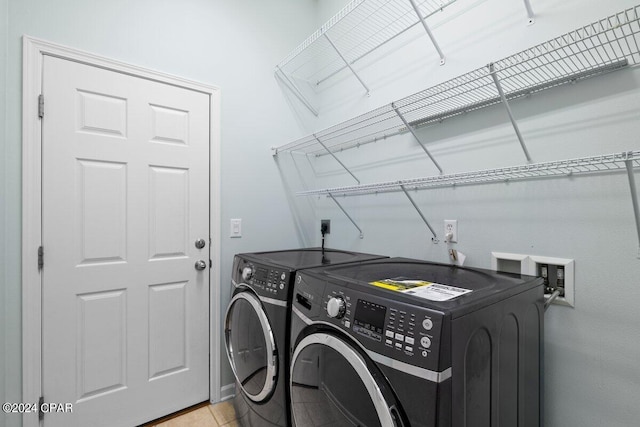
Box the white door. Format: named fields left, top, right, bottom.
left=41, top=55, right=210, bottom=427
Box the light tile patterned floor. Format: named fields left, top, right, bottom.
left=145, top=401, right=239, bottom=427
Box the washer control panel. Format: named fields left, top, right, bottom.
left=322, top=283, right=444, bottom=371
left=233, top=257, right=289, bottom=300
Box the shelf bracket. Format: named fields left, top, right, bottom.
left=328, top=193, right=364, bottom=239
left=523, top=0, right=535, bottom=25
left=408, top=0, right=446, bottom=65
left=275, top=66, right=319, bottom=117
left=323, top=33, right=371, bottom=96
left=624, top=153, right=640, bottom=258
left=315, top=134, right=360, bottom=184
left=489, top=63, right=532, bottom=162
left=393, top=104, right=443, bottom=174
left=400, top=184, right=438, bottom=241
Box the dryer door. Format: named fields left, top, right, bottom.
left=290, top=332, right=405, bottom=427
left=225, top=291, right=278, bottom=402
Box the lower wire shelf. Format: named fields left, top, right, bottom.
left=298, top=150, right=639, bottom=196
left=298, top=150, right=640, bottom=255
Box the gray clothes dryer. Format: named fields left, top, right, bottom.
left=289, top=257, right=544, bottom=427
left=225, top=248, right=387, bottom=426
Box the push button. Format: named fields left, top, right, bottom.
left=395, top=333, right=404, bottom=341
left=386, top=330, right=394, bottom=338
left=405, top=336, right=415, bottom=345
left=422, top=318, right=433, bottom=330
left=420, top=336, right=432, bottom=348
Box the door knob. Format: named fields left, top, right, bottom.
left=195, top=238, right=206, bottom=249
left=195, top=260, right=207, bottom=271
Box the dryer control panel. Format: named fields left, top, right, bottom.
left=233, top=256, right=290, bottom=301
left=315, top=280, right=446, bottom=372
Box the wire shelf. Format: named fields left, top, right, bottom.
left=297, top=151, right=640, bottom=197
left=274, top=5, right=640, bottom=156
left=277, top=0, right=457, bottom=87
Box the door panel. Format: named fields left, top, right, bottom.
left=76, top=159, right=128, bottom=264
left=148, top=166, right=189, bottom=259
left=76, top=289, right=127, bottom=401
left=41, top=55, right=210, bottom=427
left=148, top=281, right=188, bottom=379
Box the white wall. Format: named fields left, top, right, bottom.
left=3, top=1, right=640, bottom=426
left=279, top=0, right=640, bottom=426
left=0, top=1, right=320, bottom=426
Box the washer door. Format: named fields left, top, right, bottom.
left=225, top=291, right=278, bottom=402
left=290, top=332, right=404, bottom=427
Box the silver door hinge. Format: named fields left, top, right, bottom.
left=38, top=94, right=44, bottom=118
left=38, top=246, right=44, bottom=270
left=38, top=396, right=44, bottom=421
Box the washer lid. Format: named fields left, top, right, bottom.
left=306, top=257, right=543, bottom=317
left=238, top=247, right=387, bottom=270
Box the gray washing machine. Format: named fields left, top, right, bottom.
left=224, top=248, right=387, bottom=426
left=289, top=257, right=544, bottom=427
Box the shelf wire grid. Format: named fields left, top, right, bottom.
left=277, top=0, right=457, bottom=87
left=275, top=5, right=640, bottom=157
left=297, top=151, right=640, bottom=197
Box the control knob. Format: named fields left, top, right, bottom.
left=241, top=266, right=254, bottom=281
left=327, top=296, right=346, bottom=319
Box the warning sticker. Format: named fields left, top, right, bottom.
left=369, top=278, right=472, bottom=302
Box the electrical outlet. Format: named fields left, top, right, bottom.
left=444, top=220, right=457, bottom=243
left=321, top=219, right=331, bottom=234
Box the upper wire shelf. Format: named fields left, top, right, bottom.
left=297, top=151, right=640, bottom=197
left=274, top=5, right=640, bottom=157
left=277, top=0, right=457, bottom=89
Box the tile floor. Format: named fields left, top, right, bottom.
left=143, top=401, right=239, bottom=427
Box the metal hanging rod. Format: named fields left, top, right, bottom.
left=314, top=134, right=360, bottom=184
left=324, top=33, right=371, bottom=95
left=328, top=193, right=364, bottom=238
left=392, top=103, right=443, bottom=173
left=489, top=62, right=532, bottom=162
left=625, top=158, right=640, bottom=258
left=274, top=66, right=318, bottom=117
left=275, top=4, right=640, bottom=156
left=523, top=0, right=535, bottom=25
left=400, top=184, right=438, bottom=240
left=408, top=0, right=446, bottom=65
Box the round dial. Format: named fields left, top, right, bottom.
left=241, top=266, right=254, bottom=281
left=327, top=296, right=346, bottom=319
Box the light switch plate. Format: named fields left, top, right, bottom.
left=230, top=218, right=242, bottom=238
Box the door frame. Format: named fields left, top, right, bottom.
left=21, top=35, right=222, bottom=427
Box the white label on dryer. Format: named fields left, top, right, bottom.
left=369, top=278, right=471, bottom=302
left=402, top=283, right=471, bottom=301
